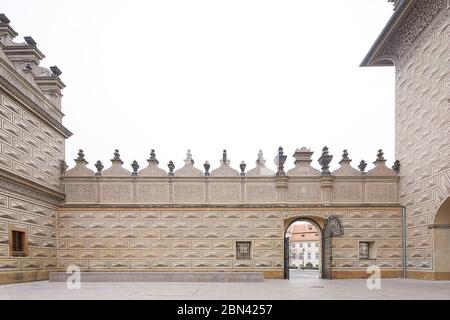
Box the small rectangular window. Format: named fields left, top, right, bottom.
left=11, top=229, right=28, bottom=257
left=236, top=242, right=251, bottom=260
left=359, top=241, right=376, bottom=260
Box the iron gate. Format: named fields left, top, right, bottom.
left=322, top=215, right=345, bottom=280
left=284, top=237, right=290, bottom=279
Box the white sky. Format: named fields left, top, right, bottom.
left=2, top=0, right=396, bottom=173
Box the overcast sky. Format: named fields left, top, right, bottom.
left=2, top=1, right=396, bottom=173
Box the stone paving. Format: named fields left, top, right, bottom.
left=1, top=272, right=449, bottom=300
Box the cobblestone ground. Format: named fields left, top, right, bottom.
left=1, top=273, right=449, bottom=300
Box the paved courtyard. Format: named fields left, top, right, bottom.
left=1, top=273, right=449, bottom=300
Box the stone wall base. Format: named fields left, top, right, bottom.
left=331, top=270, right=404, bottom=279
left=407, top=271, right=450, bottom=281
left=50, top=271, right=265, bottom=283
left=0, top=271, right=49, bottom=285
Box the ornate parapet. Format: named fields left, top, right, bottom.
left=62, top=148, right=400, bottom=207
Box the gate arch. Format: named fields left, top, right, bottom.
left=284, top=218, right=324, bottom=280
left=432, top=197, right=450, bottom=279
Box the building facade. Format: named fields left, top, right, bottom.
left=287, top=223, right=320, bottom=269
left=361, top=0, right=450, bottom=280
left=0, top=0, right=448, bottom=285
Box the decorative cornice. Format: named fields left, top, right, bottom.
left=361, top=0, right=447, bottom=67
left=0, top=169, right=65, bottom=205
left=59, top=203, right=403, bottom=209
left=0, top=75, right=72, bottom=137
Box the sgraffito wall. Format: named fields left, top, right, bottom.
left=0, top=15, right=70, bottom=284
left=58, top=148, right=402, bottom=279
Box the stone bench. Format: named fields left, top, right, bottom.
left=49, top=272, right=265, bottom=283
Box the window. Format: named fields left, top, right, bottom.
left=315, top=242, right=319, bottom=248
left=10, top=229, right=28, bottom=257
left=308, top=242, right=311, bottom=248
left=307, top=253, right=311, bottom=260
left=291, top=253, right=296, bottom=259
left=315, top=252, right=319, bottom=260
left=291, top=243, right=296, bottom=248
left=300, top=243, right=303, bottom=248
left=299, top=253, right=304, bottom=259
left=236, top=242, right=251, bottom=260
left=359, top=241, right=376, bottom=259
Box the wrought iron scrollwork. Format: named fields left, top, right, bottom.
left=323, top=215, right=345, bottom=238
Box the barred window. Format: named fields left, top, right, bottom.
left=11, top=230, right=27, bottom=257
left=359, top=242, right=370, bottom=260
left=236, top=242, right=251, bottom=260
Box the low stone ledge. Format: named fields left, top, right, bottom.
left=49, top=272, right=265, bottom=283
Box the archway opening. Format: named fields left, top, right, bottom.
left=285, top=218, right=323, bottom=280
left=432, top=197, right=450, bottom=278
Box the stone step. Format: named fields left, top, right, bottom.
left=49, top=272, right=265, bottom=283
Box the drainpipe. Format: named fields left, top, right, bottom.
left=402, top=206, right=407, bottom=279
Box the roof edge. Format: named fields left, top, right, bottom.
left=360, top=0, right=409, bottom=67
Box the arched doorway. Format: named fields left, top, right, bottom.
left=284, top=218, right=323, bottom=280
left=284, top=215, right=344, bottom=280
left=432, top=197, right=450, bottom=279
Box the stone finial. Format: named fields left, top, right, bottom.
left=318, top=146, right=333, bottom=176
left=293, top=147, right=314, bottom=164
left=95, top=161, right=104, bottom=176
left=392, top=160, right=400, bottom=174
left=358, top=160, right=367, bottom=174
left=220, top=149, right=231, bottom=165
left=50, top=66, right=62, bottom=77
left=367, top=149, right=396, bottom=176
left=240, top=161, right=247, bottom=177
left=375, top=149, right=386, bottom=163
left=0, top=14, right=10, bottom=25
left=148, top=149, right=159, bottom=164
left=75, top=149, right=87, bottom=163
left=185, top=150, right=194, bottom=165
left=59, top=160, right=68, bottom=175
left=256, top=150, right=266, bottom=165
left=340, top=150, right=351, bottom=164
left=131, top=161, right=140, bottom=176
left=112, top=149, right=123, bottom=164
left=275, top=147, right=287, bottom=176
left=168, top=161, right=175, bottom=177
left=204, top=161, right=211, bottom=176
